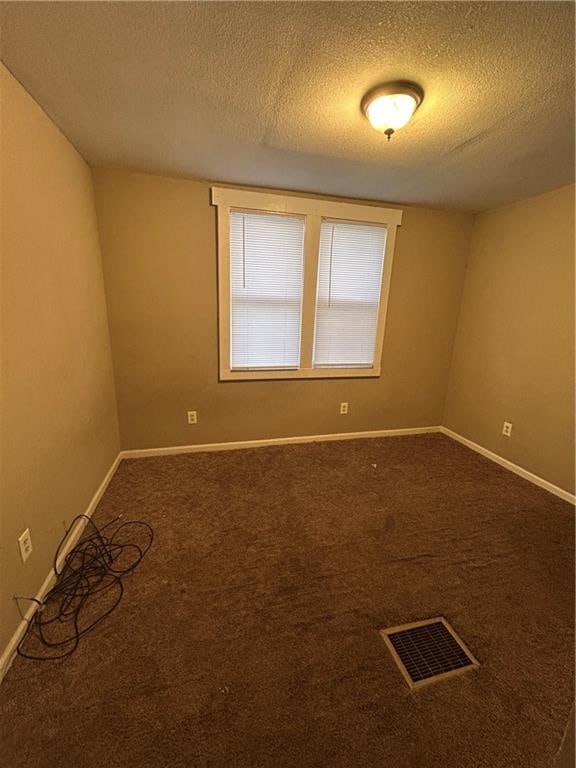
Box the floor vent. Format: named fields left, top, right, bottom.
left=379, top=617, right=479, bottom=690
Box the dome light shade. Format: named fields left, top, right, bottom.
left=361, top=81, right=424, bottom=140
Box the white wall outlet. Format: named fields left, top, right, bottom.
left=340, top=402, right=349, bottom=415
left=18, top=528, right=33, bottom=563
left=187, top=410, right=198, bottom=425
left=502, top=421, right=513, bottom=437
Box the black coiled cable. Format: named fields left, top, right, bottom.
left=16, top=514, right=153, bottom=661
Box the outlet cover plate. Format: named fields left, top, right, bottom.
left=18, top=528, right=33, bottom=563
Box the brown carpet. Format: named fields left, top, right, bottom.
left=1, top=434, right=574, bottom=768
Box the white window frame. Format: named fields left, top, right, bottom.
left=212, top=187, right=403, bottom=381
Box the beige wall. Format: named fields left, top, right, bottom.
left=0, top=65, right=120, bottom=652
left=93, top=168, right=473, bottom=450
left=444, top=184, right=575, bottom=493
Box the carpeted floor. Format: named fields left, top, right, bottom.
left=1, top=434, right=574, bottom=767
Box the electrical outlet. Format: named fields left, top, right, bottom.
left=340, top=402, right=349, bottom=415
left=502, top=421, right=513, bottom=437
left=187, top=410, right=198, bottom=425
left=18, top=528, right=33, bottom=563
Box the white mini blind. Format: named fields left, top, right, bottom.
left=229, top=210, right=305, bottom=369
left=313, top=220, right=387, bottom=368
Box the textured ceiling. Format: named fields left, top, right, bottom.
left=1, top=1, right=574, bottom=210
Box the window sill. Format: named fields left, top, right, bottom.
left=220, top=367, right=381, bottom=381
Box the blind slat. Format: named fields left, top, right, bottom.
left=313, top=220, right=387, bottom=368
left=230, top=211, right=304, bottom=369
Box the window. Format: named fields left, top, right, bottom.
left=212, top=188, right=402, bottom=380
left=314, top=220, right=387, bottom=369
left=230, top=211, right=304, bottom=370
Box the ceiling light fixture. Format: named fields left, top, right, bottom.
left=361, top=81, right=424, bottom=141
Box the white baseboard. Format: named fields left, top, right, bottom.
left=121, top=425, right=575, bottom=504
left=439, top=427, right=575, bottom=505
left=119, top=426, right=441, bottom=459
left=0, top=453, right=123, bottom=684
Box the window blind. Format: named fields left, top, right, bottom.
left=313, top=220, right=387, bottom=368
left=229, top=210, right=305, bottom=369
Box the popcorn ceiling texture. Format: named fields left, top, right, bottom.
left=1, top=435, right=573, bottom=767
left=1, top=1, right=574, bottom=210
